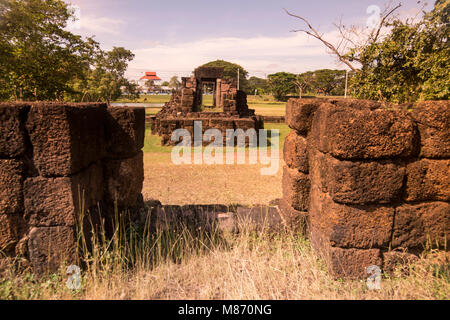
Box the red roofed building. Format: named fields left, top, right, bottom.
left=140, top=71, right=162, bottom=81
left=138, top=71, right=162, bottom=91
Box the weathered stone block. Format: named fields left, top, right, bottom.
left=24, top=163, right=103, bottom=227
left=285, top=98, right=321, bottom=135
left=405, top=159, right=450, bottom=202
left=382, top=251, right=419, bottom=274
left=0, top=214, right=26, bottom=253
left=329, top=98, right=382, bottom=110
left=0, top=159, right=24, bottom=214
left=104, top=151, right=144, bottom=207
left=0, top=103, right=29, bottom=158
left=284, top=131, right=308, bottom=173
left=309, top=186, right=394, bottom=249
left=194, top=67, right=224, bottom=79
left=277, top=198, right=308, bottom=232
left=235, top=206, right=282, bottom=231
left=234, top=119, right=256, bottom=131
left=282, top=166, right=310, bottom=211
left=392, top=202, right=449, bottom=249
left=311, top=103, right=416, bottom=159
left=28, top=226, right=76, bottom=275
left=311, top=230, right=382, bottom=279
left=411, top=101, right=450, bottom=158
left=310, top=150, right=405, bottom=205
left=106, top=106, right=145, bottom=158
left=26, top=103, right=106, bottom=177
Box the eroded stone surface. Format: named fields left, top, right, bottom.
left=105, top=107, right=145, bottom=158
left=311, top=103, right=416, bottom=159
left=309, top=186, right=394, bottom=249
left=282, top=166, right=310, bottom=212
left=285, top=98, right=322, bottom=135
left=0, top=103, right=29, bottom=158
left=0, top=159, right=24, bottom=214
left=412, top=101, right=450, bottom=159
left=24, top=163, right=103, bottom=227
left=28, top=226, right=76, bottom=275
left=104, top=151, right=144, bottom=207
left=309, top=150, right=405, bottom=205
left=26, top=103, right=106, bottom=177
left=392, top=202, right=449, bottom=249
left=284, top=131, right=308, bottom=173
left=405, top=159, right=450, bottom=202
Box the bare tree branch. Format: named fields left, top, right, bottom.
left=284, top=8, right=358, bottom=72
left=371, top=3, right=402, bottom=43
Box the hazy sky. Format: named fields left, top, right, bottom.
left=64, top=0, right=432, bottom=81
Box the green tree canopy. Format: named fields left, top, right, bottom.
left=267, top=72, right=297, bottom=101
left=349, top=0, right=449, bottom=102
left=70, top=47, right=137, bottom=103
left=0, top=0, right=100, bottom=100
left=312, top=69, right=346, bottom=96
left=199, top=60, right=248, bottom=91
left=0, top=0, right=137, bottom=102
left=168, top=76, right=181, bottom=90
left=247, top=76, right=269, bottom=95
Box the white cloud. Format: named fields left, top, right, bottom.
left=127, top=31, right=348, bottom=81
left=66, top=5, right=125, bottom=36
left=78, top=16, right=125, bottom=35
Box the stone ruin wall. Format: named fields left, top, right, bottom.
left=281, top=98, right=449, bottom=279
left=0, top=102, right=145, bottom=275
left=151, top=67, right=263, bottom=146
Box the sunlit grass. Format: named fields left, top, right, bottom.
left=1, top=208, right=448, bottom=300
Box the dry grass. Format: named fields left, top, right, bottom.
left=1, top=216, right=448, bottom=300
left=142, top=153, right=283, bottom=206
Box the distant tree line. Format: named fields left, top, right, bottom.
left=199, top=60, right=348, bottom=101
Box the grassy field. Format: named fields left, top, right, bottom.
left=142, top=123, right=288, bottom=205
left=116, top=94, right=172, bottom=104
left=143, top=123, right=290, bottom=154
left=119, top=94, right=288, bottom=117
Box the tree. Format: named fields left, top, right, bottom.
left=350, top=0, right=449, bottom=102
left=294, top=71, right=314, bottom=98
left=145, top=79, right=155, bottom=90
left=313, top=69, right=346, bottom=96
left=70, top=47, right=136, bottom=103
left=267, top=72, right=297, bottom=101
left=199, top=60, right=249, bottom=92
left=247, top=76, right=269, bottom=95
left=284, top=1, right=449, bottom=103
left=161, top=81, right=169, bottom=87
left=168, top=76, right=181, bottom=90
left=0, top=0, right=100, bottom=100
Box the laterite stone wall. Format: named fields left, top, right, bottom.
left=281, top=98, right=449, bottom=279
left=0, top=102, right=145, bottom=275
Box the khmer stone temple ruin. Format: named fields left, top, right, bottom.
left=0, top=96, right=448, bottom=279
left=150, top=67, right=264, bottom=146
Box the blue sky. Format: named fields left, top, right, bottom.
left=65, top=0, right=432, bottom=81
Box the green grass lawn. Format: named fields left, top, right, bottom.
left=143, top=123, right=290, bottom=154
left=116, top=94, right=172, bottom=104
left=145, top=108, right=162, bottom=115
left=118, top=94, right=287, bottom=117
